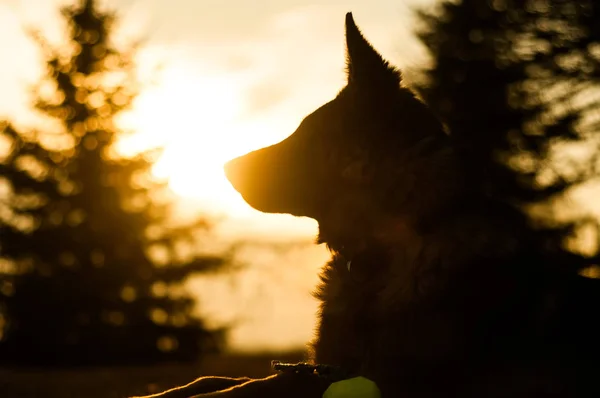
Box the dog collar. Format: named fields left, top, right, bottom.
left=338, top=242, right=389, bottom=275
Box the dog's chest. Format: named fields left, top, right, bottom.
left=311, top=253, right=389, bottom=371
left=309, top=250, right=525, bottom=393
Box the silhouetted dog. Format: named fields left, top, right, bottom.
left=137, top=12, right=600, bottom=398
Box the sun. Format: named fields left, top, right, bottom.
left=119, top=62, right=259, bottom=216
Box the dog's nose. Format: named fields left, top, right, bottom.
left=224, top=156, right=244, bottom=191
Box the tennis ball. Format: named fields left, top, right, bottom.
left=322, top=376, right=381, bottom=398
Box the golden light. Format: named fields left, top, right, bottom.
left=119, top=62, right=258, bottom=216
left=116, top=58, right=322, bottom=243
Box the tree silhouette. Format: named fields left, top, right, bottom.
left=0, top=0, right=227, bottom=366
left=415, top=0, right=600, bottom=268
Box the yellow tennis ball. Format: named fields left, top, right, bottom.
left=322, top=376, right=381, bottom=398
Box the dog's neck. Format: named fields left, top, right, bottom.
left=318, top=198, right=539, bottom=306
left=319, top=216, right=418, bottom=278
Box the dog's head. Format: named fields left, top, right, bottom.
left=225, top=13, right=464, bottom=246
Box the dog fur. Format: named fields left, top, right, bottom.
left=137, top=12, right=600, bottom=398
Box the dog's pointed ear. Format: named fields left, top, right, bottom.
left=345, top=12, right=401, bottom=91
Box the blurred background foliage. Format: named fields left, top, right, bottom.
left=416, top=0, right=600, bottom=271
left=0, top=0, right=230, bottom=368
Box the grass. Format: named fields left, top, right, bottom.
left=0, top=351, right=306, bottom=398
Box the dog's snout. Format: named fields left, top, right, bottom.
left=224, top=141, right=318, bottom=216
left=224, top=156, right=243, bottom=189
left=225, top=153, right=259, bottom=196
left=224, top=151, right=264, bottom=203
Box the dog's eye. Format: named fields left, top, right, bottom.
left=326, top=150, right=341, bottom=165
left=341, top=161, right=367, bottom=182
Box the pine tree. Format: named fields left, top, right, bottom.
left=0, top=0, right=226, bottom=366
left=415, top=0, right=600, bottom=267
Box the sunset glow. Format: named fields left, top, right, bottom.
left=119, top=62, right=259, bottom=216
